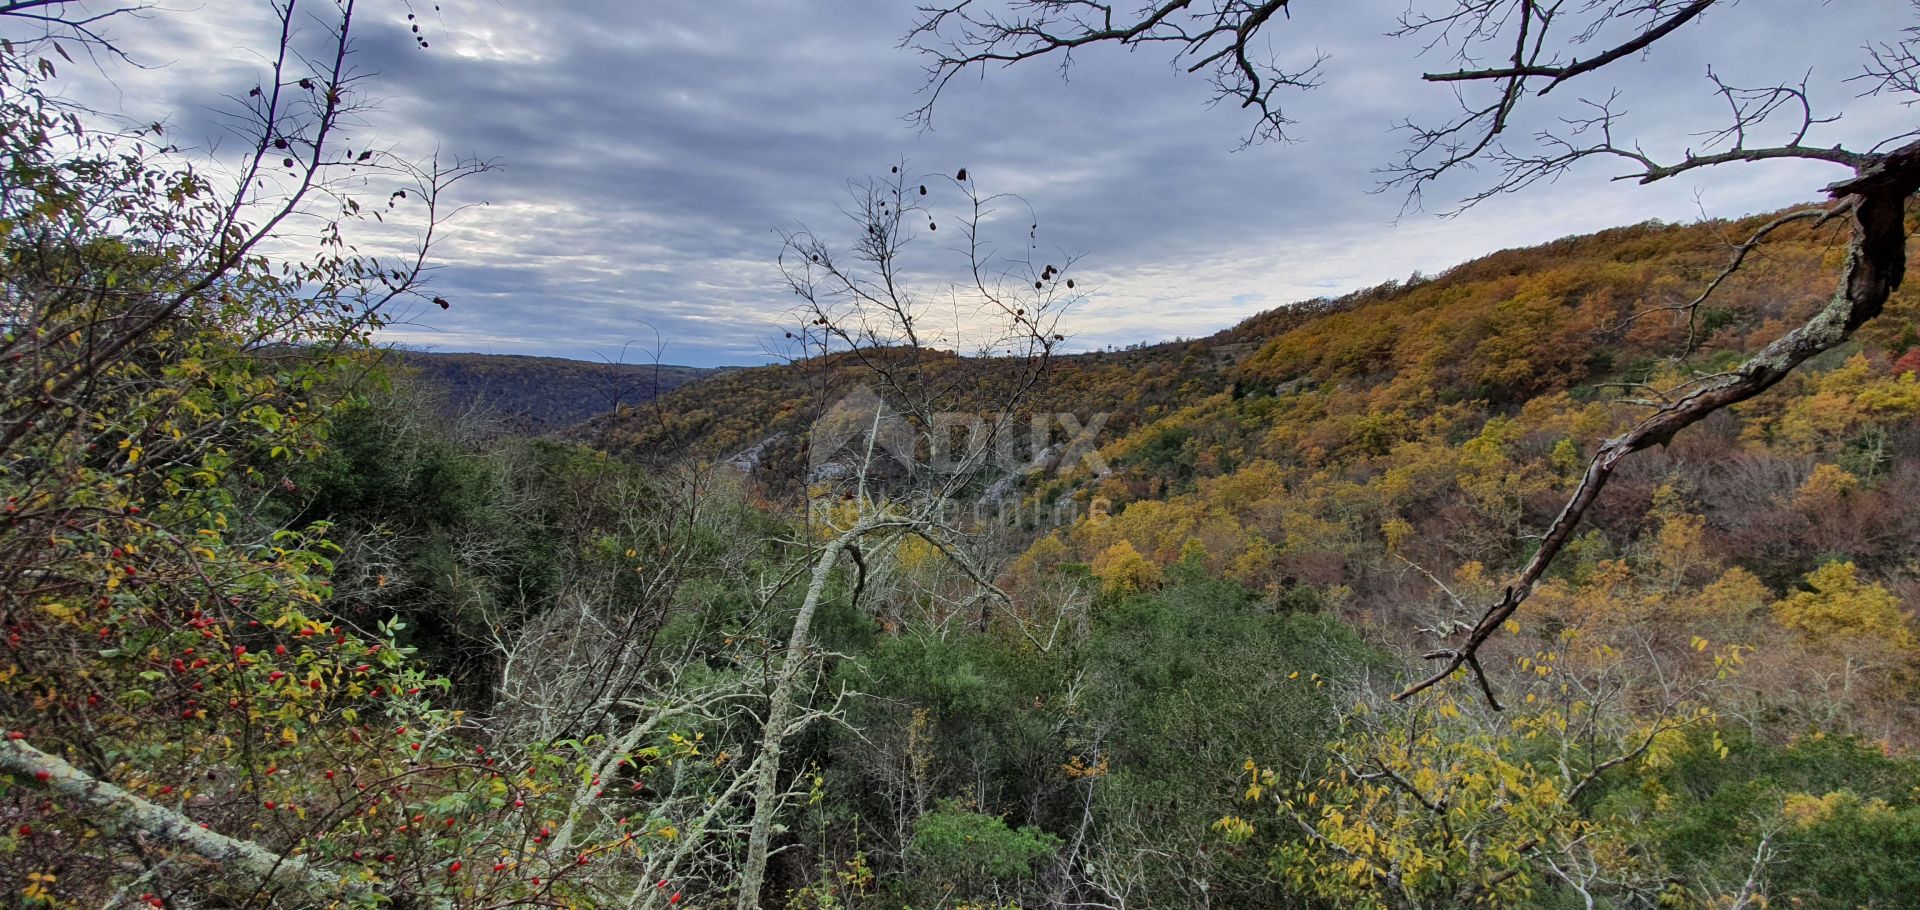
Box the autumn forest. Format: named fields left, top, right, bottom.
left=5, top=2, right=1920, bottom=910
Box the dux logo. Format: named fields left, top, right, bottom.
left=807, top=384, right=1110, bottom=481
left=807, top=385, right=918, bottom=481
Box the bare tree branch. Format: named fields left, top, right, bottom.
left=906, top=1, right=1322, bottom=146
left=1395, top=138, right=1920, bottom=704
left=0, top=737, right=363, bottom=900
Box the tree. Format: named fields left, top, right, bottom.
left=0, top=3, right=524, bottom=905
left=1254, top=629, right=1736, bottom=909
left=905, top=801, right=1061, bottom=906
left=908, top=0, right=1920, bottom=706
left=728, top=166, right=1082, bottom=908
left=1773, top=560, right=1917, bottom=651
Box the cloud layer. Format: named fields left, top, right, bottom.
left=33, top=0, right=1912, bottom=366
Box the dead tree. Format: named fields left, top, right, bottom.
left=734, top=165, right=1085, bottom=909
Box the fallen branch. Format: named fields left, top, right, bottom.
left=0, top=737, right=363, bottom=900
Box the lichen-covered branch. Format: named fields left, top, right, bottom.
left=0, top=737, right=361, bottom=900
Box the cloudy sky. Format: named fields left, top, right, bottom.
left=31, top=0, right=1913, bottom=366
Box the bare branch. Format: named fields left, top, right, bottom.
left=905, top=0, right=1322, bottom=146
left=1599, top=202, right=1854, bottom=352
left=1854, top=1, right=1920, bottom=104
left=1395, top=138, right=1920, bottom=705
left=0, top=737, right=363, bottom=900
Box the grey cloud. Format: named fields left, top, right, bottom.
left=22, top=0, right=1913, bottom=366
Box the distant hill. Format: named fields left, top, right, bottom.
left=577, top=341, right=1232, bottom=490
left=391, top=350, right=716, bottom=432
left=581, top=209, right=1919, bottom=511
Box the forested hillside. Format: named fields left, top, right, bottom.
left=596, top=209, right=1920, bottom=906
left=582, top=342, right=1235, bottom=488
left=396, top=351, right=712, bottom=432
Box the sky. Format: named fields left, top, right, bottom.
left=25, top=0, right=1914, bottom=367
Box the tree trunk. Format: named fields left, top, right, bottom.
left=735, top=533, right=848, bottom=910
